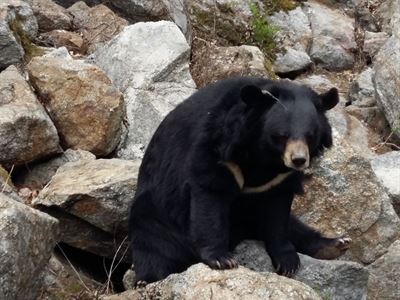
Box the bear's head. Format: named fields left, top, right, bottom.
left=240, top=81, right=339, bottom=171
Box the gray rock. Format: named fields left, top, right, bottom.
left=270, top=6, right=312, bottom=52
left=304, top=1, right=356, bottom=70
left=367, top=240, right=400, bottom=300
left=0, top=193, right=59, bottom=300
left=15, top=149, right=95, bottom=190
left=0, top=66, right=61, bottom=167
left=91, top=21, right=196, bottom=159
left=234, top=241, right=369, bottom=300
left=363, top=31, right=389, bottom=59
left=273, top=48, right=313, bottom=76
left=371, top=151, right=400, bottom=216
left=25, top=0, right=72, bottom=32
left=293, top=108, right=400, bottom=264
left=33, top=158, right=140, bottom=257
left=191, top=41, right=268, bottom=88
left=374, top=0, right=400, bottom=37
left=348, top=67, right=376, bottom=107
left=296, top=74, right=336, bottom=93
left=373, top=36, right=400, bottom=139
left=110, top=0, right=191, bottom=40
left=103, top=264, right=321, bottom=300
left=0, top=0, right=38, bottom=70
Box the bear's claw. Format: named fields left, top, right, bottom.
left=135, top=280, right=148, bottom=289
left=204, top=254, right=239, bottom=270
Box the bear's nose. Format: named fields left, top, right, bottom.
left=291, top=156, right=306, bottom=167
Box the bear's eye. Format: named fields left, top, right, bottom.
left=272, top=134, right=288, bottom=146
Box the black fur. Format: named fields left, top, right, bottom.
left=128, top=77, right=341, bottom=283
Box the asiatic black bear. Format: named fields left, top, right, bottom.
left=129, top=77, right=351, bottom=285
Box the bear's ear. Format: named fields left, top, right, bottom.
left=240, top=85, right=276, bottom=108
left=320, top=87, right=339, bottom=111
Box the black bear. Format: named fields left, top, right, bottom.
left=129, top=77, right=351, bottom=285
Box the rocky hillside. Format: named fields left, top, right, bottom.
left=0, top=0, right=399, bottom=299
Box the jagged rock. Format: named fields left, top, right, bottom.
left=373, top=36, right=400, bottom=139
left=348, top=67, right=375, bottom=107
left=91, top=21, right=196, bottom=159
left=371, top=151, right=400, bottom=216
left=270, top=6, right=312, bottom=52
left=188, top=0, right=253, bottom=46
left=363, top=31, right=389, bottom=59
left=67, top=2, right=128, bottom=54
left=367, top=240, right=400, bottom=300
left=191, top=40, right=268, bottom=88
left=103, top=264, right=321, bottom=300
left=304, top=1, right=356, bottom=70
left=109, top=0, right=191, bottom=40
left=27, top=51, right=124, bottom=156
left=273, top=48, right=313, bottom=78
left=0, top=0, right=38, bottom=70
left=0, top=66, right=60, bottom=167
left=293, top=108, right=400, bottom=264
left=40, top=30, right=84, bottom=53
left=0, top=193, right=59, bottom=300
left=374, top=0, right=400, bottom=36
left=15, top=149, right=95, bottom=190
left=25, top=0, right=71, bottom=32
left=234, top=241, right=369, bottom=300
left=33, top=159, right=140, bottom=257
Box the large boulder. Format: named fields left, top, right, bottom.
left=27, top=51, right=125, bottom=156
left=293, top=108, right=400, bottom=264
left=371, top=151, right=400, bottom=216
left=0, top=0, right=38, bottom=70
left=40, top=29, right=84, bottom=53
left=0, top=66, right=60, bottom=167
left=34, top=158, right=140, bottom=257
left=373, top=36, right=400, bottom=139
left=91, top=21, right=196, bottom=159
left=367, top=240, right=400, bottom=300
left=191, top=40, right=268, bottom=88
left=234, top=241, right=369, bottom=300
left=102, top=264, right=321, bottom=300
left=304, top=1, right=356, bottom=70
left=0, top=193, right=59, bottom=300
left=67, top=2, right=128, bottom=54
left=25, top=0, right=71, bottom=32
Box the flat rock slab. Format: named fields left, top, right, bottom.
left=234, top=241, right=369, bottom=300
left=102, top=264, right=321, bottom=300
left=91, top=21, right=196, bottom=159
left=0, top=193, right=59, bottom=300
left=34, top=158, right=140, bottom=257
left=0, top=66, right=60, bottom=167
left=28, top=52, right=124, bottom=156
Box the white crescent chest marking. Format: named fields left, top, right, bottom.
left=223, top=162, right=293, bottom=194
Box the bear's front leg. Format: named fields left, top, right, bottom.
left=189, top=186, right=238, bottom=270
left=258, top=192, right=300, bottom=277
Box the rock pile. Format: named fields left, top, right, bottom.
left=0, top=0, right=399, bottom=299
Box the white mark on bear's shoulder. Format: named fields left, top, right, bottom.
left=223, top=161, right=293, bottom=194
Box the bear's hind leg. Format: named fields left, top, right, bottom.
left=289, top=215, right=351, bottom=259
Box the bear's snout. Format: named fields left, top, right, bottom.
left=283, top=140, right=310, bottom=171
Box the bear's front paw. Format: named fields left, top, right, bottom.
left=203, top=253, right=239, bottom=270
left=313, top=236, right=352, bottom=259
left=270, top=248, right=300, bottom=277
